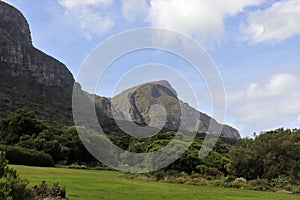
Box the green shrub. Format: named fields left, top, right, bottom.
left=247, top=178, right=269, bottom=191
left=153, top=170, right=165, bottom=181
left=0, top=145, right=54, bottom=167
left=151, top=170, right=183, bottom=182
left=0, top=151, right=36, bottom=200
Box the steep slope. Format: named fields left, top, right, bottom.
left=0, top=1, right=75, bottom=126
left=110, top=81, right=240, bottom=139
left=0, top=2, right=240, bottom=139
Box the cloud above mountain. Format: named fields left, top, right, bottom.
left=228, top=71, right=300, bottom=134
left=241, top=0, right=300, bottom=44
left=147, top=0, right=264, bottom=42
left=56, top=0, right=300, bottom=45
left=58, top=0, right=115, bottom=39
left=6, top=0, right=299, bottom=136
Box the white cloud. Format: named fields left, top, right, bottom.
left=246, top=73, right=298, bottom=98
left=297, top=114, right=300, bottom=125
left=57, top=0, right=276, bottom=43
left=228, top=72, right=300, bottom=135
left=52, top=0, right=300, bottom=44
left=241, top=0, right=300, bottom=44
left=58, top=0, right=112, bottom=9
left=122, top=0, right=149, bottom=23
left=58, top=0, right=115, bottom=39
left=148, top=0, right=265, bottom=42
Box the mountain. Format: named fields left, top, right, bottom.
left=0, top=1, right=76, bottom=126
left=0, top=1, right=240, bottom=139
left=108, top=80, right=240, bottom=139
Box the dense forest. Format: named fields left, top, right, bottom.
left=1, top=109, right=299, bottom=189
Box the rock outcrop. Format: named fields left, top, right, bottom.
left=0, top=1, right=241, bottom=138
left=0, top=1, right=74, bottom=126
left=110, top=81, right=240, bottom=139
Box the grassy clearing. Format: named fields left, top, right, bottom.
left=11, top=165, right=298, bottom=200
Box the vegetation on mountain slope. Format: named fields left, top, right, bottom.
left=1, top=110, right=300, bottom=189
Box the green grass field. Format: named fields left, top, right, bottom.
left=11, top=165, right=298, bottom=200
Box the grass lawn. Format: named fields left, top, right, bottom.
left=11, top=165, right=299, bottom=200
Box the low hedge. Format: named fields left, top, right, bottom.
left=0, top=144, right=54, bottom=167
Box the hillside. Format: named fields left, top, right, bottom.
left=0, top=1, right=240, bottom=139
left=0, top=1, right=74, bottom=126
left=110, top=80, right=240, bottom=138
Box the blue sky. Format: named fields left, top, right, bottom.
left=3, top=0, right=300, bottom=137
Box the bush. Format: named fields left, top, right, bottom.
left=232, top=178, right=250, bottom=189
left=185, top=178, right=209, bottom=186
left=67, top=163, right=87, bottom=169
left=0, top=145, right=54, bottom=167
left=0, top=151, right=36, bottom=200
left=174, top=177, right=186, bottom=184
left=207, top=176, right=232, bottom=188
left=153, top=170, right=165, bottom=181
left=33, top=180, right=66, bottom=199
left=151, top=170, right=183, bottom=182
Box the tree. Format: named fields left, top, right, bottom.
left=228, top=138, right=264, bottom=180
left=253, top=128, right=300, bottom=180
left=0, top=109, right=47, bottom=144
left=228, top=128, right=300, bottom=181
left=0, top=151, right=35, bottom=200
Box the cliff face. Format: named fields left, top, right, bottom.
left=110, top=81, right=241, bottom=139
left=0, top=2, right=74, bottom=87
left=0, top=2, right=241, bottom=138
left=0, top=1, right=75, bottom=126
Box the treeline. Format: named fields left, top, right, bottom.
left=0, top=110, right=93, bottom=166
left=0, top=110, right=300, bottom=185
left=228, top=128, right=300, bottom=181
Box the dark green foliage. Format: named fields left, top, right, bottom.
left=0, top=109, right=48, bottom=144
left=254, top=128, right=300, bottom=180
left=17, top=126, right=93, bottom=164
left=228, top=128, right=300, bottom=181
left=119, top=131, right=231, bottom=176
left=2, top=109, right=300, bottom=189
left=227, top=138, right=264, bottom=180
left=18, top=128, right=68, bottom=163
left=59, top=126, right=95, bottom=164
left=0, top=145, right=54, bottom=167
left=0, top=151, right=36, bottom=200
left=0, top=110, right=93, bottom=164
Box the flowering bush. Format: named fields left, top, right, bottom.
left=33, top=180, right=66, bottom=200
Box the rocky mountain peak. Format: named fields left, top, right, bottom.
left=109, top=81, right=241, bottom=139
left=147, top=80, right=178, bottom=98
left=0, top=2, right=241, bottom=138
left=0, top=1, right=31, bottom=46
left=0, top=1, right=74, bottom=125
left=0, top=1, right=74, bottom=88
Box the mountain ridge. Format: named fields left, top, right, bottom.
left=106, top=80, right=240, bottom=138
left=0, top=1, right=240, bottom=139
left=0, top=1, right=75, bottom=126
